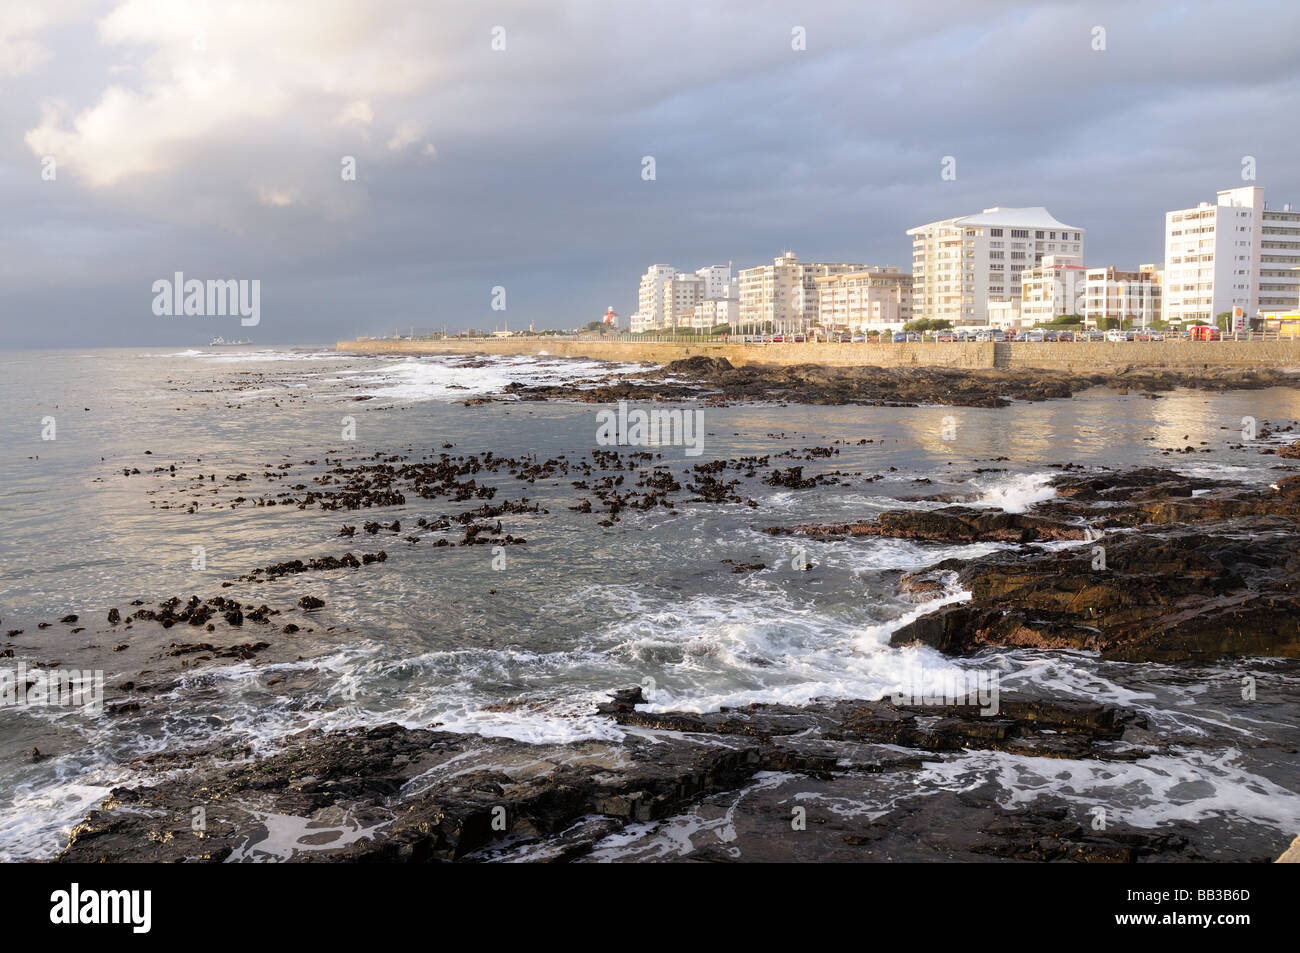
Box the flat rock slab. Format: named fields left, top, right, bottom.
left=60, top=690, right=1219, bottom=863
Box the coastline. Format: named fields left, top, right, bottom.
left=43, top=437, right=1300, bottom=862
left=5, top=348, right=1299, bottom=863
left=336, top=336, right=1300, bottom=372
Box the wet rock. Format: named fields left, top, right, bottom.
left=888, top=473, right=1300, bottom=662
left=58, top=688, right=1170, bottom=863
left=768, top=507, right=1086, bottom=543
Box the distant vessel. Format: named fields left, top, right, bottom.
left=209, top=336, right=252, bottom=346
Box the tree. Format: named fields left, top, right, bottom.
left=903, top=318, right=953, bottom=333
left=1046, top=313, right=1083, bottom=326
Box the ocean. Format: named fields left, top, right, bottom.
left=2, top=346, right=1299, bottom=860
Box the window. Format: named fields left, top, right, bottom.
left=989, top=228, right=1003, bottom=237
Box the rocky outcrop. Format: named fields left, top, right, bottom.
left=766, top=507, right=1087, bottom=543
left=57, top=687, right=1212, bottom=863
left=877, top=473, right=1300, bottom=662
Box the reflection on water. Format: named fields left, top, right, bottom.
left=1, top=347, right=1299, bottom=860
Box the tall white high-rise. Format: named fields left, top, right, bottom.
left=629, top=264, right=677, bottom=333
left=1162, top=186, right=1300, bottom=325
left=907, top=207, right=1084, bottom=325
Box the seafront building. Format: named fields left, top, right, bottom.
left=1019, top=254, right=1088, bottom=327
left=1162, top=186, right=1300, bottom=326
left=737, top=252, right=864, bottom=335
left=1081, top=264, right=1162, bottom=328
left=907, top=207, right=1084, bottom=325
left=663, top=273, right=705, bottom=328
left=630, top=263, right=736, bottom=332
left=630, top=265, right=677, bottom=333
left=688, top=297, right=739, bottom=331
left=814, top=268, right=913, bottom=332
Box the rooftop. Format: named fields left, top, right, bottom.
left=908, top=206, right=1082, bottom=233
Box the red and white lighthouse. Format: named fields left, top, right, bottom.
left=602, top=307, right=618, bottom=328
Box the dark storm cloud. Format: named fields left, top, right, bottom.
left=0, top=0, right=1296, bottom=346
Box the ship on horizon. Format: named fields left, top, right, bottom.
left=208, top=336, right=252, bottom=347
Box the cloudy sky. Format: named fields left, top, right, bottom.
left=2, top=0, right=1297, bottom=347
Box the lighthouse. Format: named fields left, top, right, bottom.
left=603, top=306, right=618, bottom=328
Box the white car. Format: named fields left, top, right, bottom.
left=1104, top=329, right=1128, bottom=342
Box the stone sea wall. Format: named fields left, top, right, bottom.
left=336, top=336, right=1300, bottom=371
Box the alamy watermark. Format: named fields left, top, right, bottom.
left=151, top=272, right=260, bottom=326
left=1, top=663, right=104, bottom=714
left=892, top=667, right=1000, bottom=716
left=595, top=401, right=704, bottom=457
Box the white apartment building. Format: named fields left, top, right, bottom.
left=987, top=300, right=1020, bottom=330
left=689, top=297, right=739, bottom=331
left=1019, top=254, right=1088, bottom=326
left=630, top=263, right=736, bottom=332
left=908, top=207, right=1084, bottom=325
left=694, top=264, right=736, bottom=300
left=1163, top=186, right=1300, bottom=325
left=814, top=268, right=913, bottom=332
left=630, top=264, right=676, bottom=333
left=663, top=273, right=705, bottom=329
left=1081, top=264, right=1161, bottom=328
left=738, top=252, right=864, bottom=334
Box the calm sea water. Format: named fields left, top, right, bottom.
left=2, top=346, right=1299, bottom=860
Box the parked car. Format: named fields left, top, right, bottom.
left=891, top=332, right=907, bottom=343
left=1022, top=329, right=1045, bottom=342
left=1104, top=329, right=1127, bottom=342
left=1187, top=324, right=1221, bottom=341
left=991, top=330, right=1006, bottom=342
left=1148, top=331, right=1165, bottom=341
left=850, top=333, right=866, bottom=343
left=937, top=331, right=955, bottom=342
left=792, top=333, right=807, bottom=343
left=771, top=334, right=785, bottom=343
left=1056, top=330, right=1075, bottom=342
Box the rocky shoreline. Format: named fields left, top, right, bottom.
left=770, top=467, right=1300, bottom=662
left=40, top=453, right=1300, bottom=862
left=62, top=687, right=1218, bottom=863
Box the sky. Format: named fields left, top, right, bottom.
left=1, top=0, right=1297, bottom=347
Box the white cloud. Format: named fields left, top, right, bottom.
left=257, top=185, right=297, bottom=207
left=336, top=99, right=374, bottom=125
left=0, top=0, right=94, bottom=76
left=24, top=0, right=441, bottom=186
left=386, top=119, right=429, bottom=152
